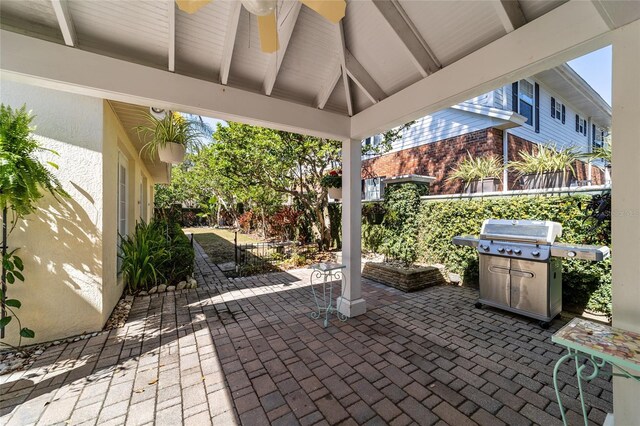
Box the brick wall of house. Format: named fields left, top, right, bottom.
left=362, top=128, right=605, bottom=195
left=362, top=128, right=504, bottom=195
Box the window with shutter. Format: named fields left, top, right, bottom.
left=576, top=115, right=580, bottom=132
left=561, top=105, right=565, bottom=124
left=518, top=80, right=534, bottom=127
left=551, top=97, right=556, bottom=118
left=511, top=82, right=518, bottom=113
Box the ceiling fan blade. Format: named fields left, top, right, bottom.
left=175, top=0, right=212, bottom=14
left=257, top=12, right=279, bottom=53
left=299, top=0, right=346, bottom=23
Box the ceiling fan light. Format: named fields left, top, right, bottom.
left=241, top=0, right=277, bottom=16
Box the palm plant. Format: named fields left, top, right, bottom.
left=0, top=104, right=68, bottom=343
left=582, top=136, right=612, bottom=164
left=136, top=112, right=210, bottom=163
left=447, top=152, right=504, bottom=190
left=511, top=144, right=578, bottom=188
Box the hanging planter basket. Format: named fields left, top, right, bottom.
left=158, top=142, right=186, bottom=164
left=328, top=187, right=342, bottom=200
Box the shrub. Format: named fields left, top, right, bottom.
left=159, top=221, right=194, bottom=284
left=238, top=210, right=254, bottom=233
left=380, top=184, right=422, bottom=265
left=268, top=206, right=302, bottom=241
left=416, top=195, right=612, bottom=316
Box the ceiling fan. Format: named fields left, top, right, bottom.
left=175, top=0, right=346, bottom=53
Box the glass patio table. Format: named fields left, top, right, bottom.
left=552, top=318, right=640, bottom=426
left=308, top=263, right=347, bottom=328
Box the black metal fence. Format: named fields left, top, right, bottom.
left=233, top=232, right=295, bottom=276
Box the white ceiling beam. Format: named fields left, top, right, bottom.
left=219, top=1, right=242, bottom=85
left=336, top=22, right=352, bottom=116
left=51, top=0, right=77, bottom=47
left=370, top=0, right=440, bottom=77
left=351, top=0, right=619, bottom=139
left=344, top=49, right=386, bottom=104
left=168, top=1, right=175, bottom=72
left=316, top=64, right=341, bottom=109
left=493, top=0, right=527, bottom=33
left=0, top=30, right=350, bottom=140
left=263, top=1, right=302, bottom=96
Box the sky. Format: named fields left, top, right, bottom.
left=568, top=45, right=612, bottom=106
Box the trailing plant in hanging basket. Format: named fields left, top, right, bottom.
left=320, top=169, right=342, bottom=189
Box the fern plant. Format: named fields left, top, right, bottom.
left=0, top=104, right=68, bottom=345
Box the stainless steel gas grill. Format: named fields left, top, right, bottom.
left=452, top=219, right=610, bottom=328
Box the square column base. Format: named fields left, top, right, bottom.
left=336, top=297, right=366, bottom=318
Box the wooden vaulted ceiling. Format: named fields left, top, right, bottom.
left=0, top=0, right=568, bottom=117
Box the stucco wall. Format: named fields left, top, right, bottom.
left=1, top=80, right=105, bottom=345
left=0, top=82, right=156, bottom=346
left=101, top=102, right=156, bottom=326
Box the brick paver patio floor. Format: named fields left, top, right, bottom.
left=0, top=242, right=612, bottom=425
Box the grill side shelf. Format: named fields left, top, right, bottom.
left=550, top=244, right=610, bottom=261
left=452, top=236, right=480, bottom=247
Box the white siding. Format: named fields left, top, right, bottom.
left=504, top=80, right=598, bottom=154
left=368, top=108, right=500, bottom=157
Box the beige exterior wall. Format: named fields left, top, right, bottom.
left=0, top=81, right=155, bottom=345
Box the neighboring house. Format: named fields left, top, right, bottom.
left=0, top=80, right=168, bottom=346
left=361, top=64, right=611, bottom=198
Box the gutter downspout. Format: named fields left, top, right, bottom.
left=503, top=129, right=509, bottom=192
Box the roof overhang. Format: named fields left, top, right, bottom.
left=452, top=102, right=527, bottom=129
left=108, top=100, right=171, bottom=183
left=383, top=175, right=436, bottom=185
left=534, top=64, right=612, bottom=128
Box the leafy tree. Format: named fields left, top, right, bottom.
left=0, top=104, right=68, bottom=345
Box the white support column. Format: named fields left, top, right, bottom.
left=502, top=129, right=509, bottom=192
left=611, top=19, right=640, bottom=426
left=337, top=138, right=366, bottom=317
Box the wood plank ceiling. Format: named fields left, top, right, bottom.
left=0, top=0, right=568, bottom=117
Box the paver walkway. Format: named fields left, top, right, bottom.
left=0, top=242, right=612, bottom=425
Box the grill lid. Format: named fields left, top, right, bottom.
left=480, top=219, right=562, bottom=244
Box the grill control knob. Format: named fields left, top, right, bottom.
left=480, top=244, right=489, bottom=251
left=514, top=249, right=522, bottom=255
left=532, top=250, right=540, bottom=257
left=506, top=248, right=513, bottom=254
left=497, top=247, right=505, bottom=253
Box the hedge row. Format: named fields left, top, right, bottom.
left=416, top=195, right=611, bottom=316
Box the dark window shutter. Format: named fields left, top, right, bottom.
left=551, top=97, right=556, bottom=118
left=534, top=83, right=540, bottom=133
left=592, top=124, right=596, bottom=140
left=576, top=115, right=580, bottom=132
left=512, top=82, right=519, bottom=112
left=561, top=105, right=566, bottom=124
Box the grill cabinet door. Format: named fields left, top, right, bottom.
left=510, top=259, right=548, bottom=316
left=479, top=255, right=510, bottom=307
